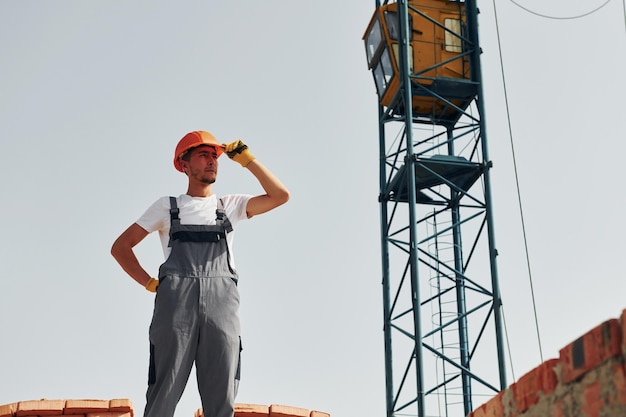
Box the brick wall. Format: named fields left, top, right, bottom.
left=8, top=310, right=626, bottom=417
left=195, top=404, right=329, bottom=417
left=469, top=308, right=626, bottom=417
left=0, top=400, right=329, bottom=417
left=0, top=399, right=133, bottom=417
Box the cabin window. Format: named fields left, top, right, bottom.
left=444, top=18, right=462, bottom=53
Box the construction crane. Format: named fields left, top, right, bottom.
left=363, top=1, right=507, bottom=416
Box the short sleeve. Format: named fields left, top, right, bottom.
left=221, top=194, right=252, bottom=223
left=136, top=197, right=170, bottom=233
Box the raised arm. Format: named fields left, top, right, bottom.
left=222, top=140, right=290, bottom=217
left=245, top=159, right=290, bottom=217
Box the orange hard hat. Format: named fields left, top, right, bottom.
left=173, top=131, right=224, bottom=172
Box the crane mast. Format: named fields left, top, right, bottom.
left=363, top=1, right=507, bottom=415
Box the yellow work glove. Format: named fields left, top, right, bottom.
left=223, top=139, right=255, bottom=167
left=145, top=277, right=159, bottom=293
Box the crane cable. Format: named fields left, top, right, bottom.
left=508, top=0, right=612, bottom=20
left=508, top=0, right=626, bottom=39
left=492, top=0, right=626, bottom=382
left=490, top=0, right=545, bottom=380
left=509, top=0, right=626, bottom=40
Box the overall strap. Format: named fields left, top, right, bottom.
left=216, top=197, right=233, bottom=233
left=168, top=196, right=232, bottom=245
left=168, top=196, right=180, bottom=247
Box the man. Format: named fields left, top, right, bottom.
left=111, top=131, right=289, bottom=417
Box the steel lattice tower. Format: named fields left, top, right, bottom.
left=363, top=1, right=507, bottom=416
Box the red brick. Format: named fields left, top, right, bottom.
left=309, top=412, right=329, bottom=417
left=64, top=400, right=109, bottom=414
left=554, top=386, right=578, bottom=417
left=552, top=401, right=564, bottom=417
left=621, top=308, right=626, bottom=352
left=559, top=318, right=622, bottom=383
left=581, top=380, right=601, bottom=417
left=234, top=404, right=269, bottom=417
left=469, top=402, right=488, bottom=417
left=539, top=359, right=559, bottom=393
left=16, top=400, right=65, bottom=416
left=611, top=363, right=626, bottom=406
left=108, top=399, right=133, bottom=415
left=511, top=358, right=558, bottom=412
left=269, top=405, right=309, bottom=417
left=86, top=413, right=131, bottom=417
left=470, top=391, right=503, bottom=417
left=0, top=403, right=17, bottom=417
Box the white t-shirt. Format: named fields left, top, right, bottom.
left=136, top=194, right=252, bottom=265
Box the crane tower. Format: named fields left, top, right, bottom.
left=363, top=1, right=507, bottom=416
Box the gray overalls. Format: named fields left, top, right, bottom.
left=144, top=197, right=241, bottom=417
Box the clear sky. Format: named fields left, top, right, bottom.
left=1, top=1, right=625, bottom=417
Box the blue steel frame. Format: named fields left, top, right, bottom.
left=373, top=1, right=508, bottom=416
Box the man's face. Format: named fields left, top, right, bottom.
left=183, top=145, right=219, bottom=184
